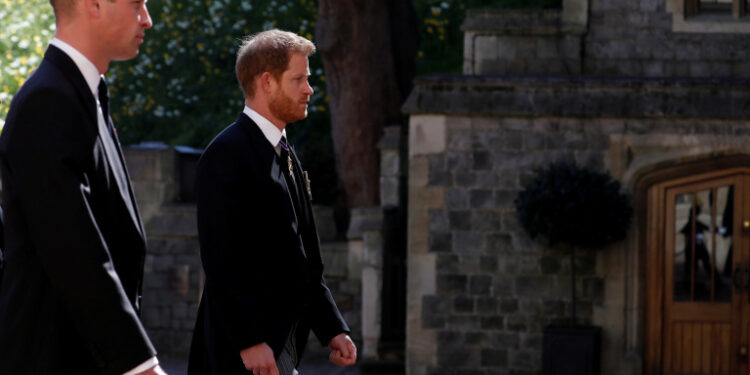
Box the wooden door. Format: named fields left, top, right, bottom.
left=647, top=170, right=750, bottom=374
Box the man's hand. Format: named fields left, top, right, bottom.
left=327, top=333, right=356, bottom=367
left=136, top=365, right=168, bottom=375
left=240, top=342, right=279, bottom=375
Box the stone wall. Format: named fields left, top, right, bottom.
left=403, top=77, right=750, bottom=375
left=463, top=0, right=750, bottom=78
left=586, top=0, right=750, bottom=77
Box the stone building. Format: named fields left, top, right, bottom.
left=403, top=0, right=750, bottom=374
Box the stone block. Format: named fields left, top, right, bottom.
left=437, top=254, right=459, bottom=273
left=519, top=300, right=541, bottom=315
left=515, top=276, right=561, bottom=298
left=475, top=35, right=499, bottom=61
left=469, top=190, right=494, bottom=209
left=321, top=242, right=349, bottom=278
left=471, top=211, right=501, bottom=232
left=429, top=209, right=449, bottom=232
left=380, top=176, right=400, bottom=206
left=492, top=276, right=513, bottom=297
left=449, top=210, right=471, bottom=230
left=447, top=316, right=482, bottom=330
left=478, top=59, right=507, bottom=75
left=524, top=133, right=545, bottom=151
left=465, top=331, right=487, bottom=345
left=492, top=332, right=521, bottom=349
left=473, top=151, right=493, bottom=170
left=454, top=232, right=485, bottom=254
left=494, top=190, right=517, bottom=208
left=495, top=36, right=518, bottom=60
left=455, top=171, right=477, bottom=187
left=470, top=275, right=492, bottom=295
left=145, top=205, right=198, bottom=237
left=481, top=349, right=509, bottom=367
left=422, top=314, right=446, bottom=329
left=536, top=38, right=559, bottom=59
left=436, top=345, right=478, bottom=367
left=446, top=151, right=474, bottom=170
left=689, top=61, right=712, bottom=78
left=124, top=145, right=175, bottom=182
left=429, top=233, right=453, bottom=253
left=499, top=118, right=530, bottom=132
left=454, top=296, right=475, bottom=313
left=459, top=256, right=481, bottom=275
left=542, top=300, right=566, bottom=316
left=428, top=171, right=452, bottom=187
left=312, top=205, right=337, bottom=241
left=410, top=115, right=447, bottom=156
left=639, top=0, right=661, bottom=11
left=475, top=172, right=500, bottom=188
left=477, top=297, right=498, bottom=314
left=448, top=130, right=472, bottom=151
left=506, top=315, right=527, bottom=331
left=539, top=256, right=561, bottom=275
left=500, top=299, right=519, bottom=314
left=510, top=349, right=539, bottom=368
left=437, top=274, right=468, bottom=294
left=446, top=188, right=469, bottom=209
left=521, top=332, right=543, bottom=349
left=487, top=233, right=513, bottom=253
left=481, top=315, right=505, bottom=330
left=480, top=256, right=499, bottom=273
left=380, top=149, right=401, bottom=177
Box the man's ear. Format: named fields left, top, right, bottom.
left=259, top=72, right=276, bottom=94
left=84, top=0, right=102, bottom=18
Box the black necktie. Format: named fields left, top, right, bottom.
left=98, top=78, right=116, bottom=140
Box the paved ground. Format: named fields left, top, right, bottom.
left=161, top=357, right=361, bottom=375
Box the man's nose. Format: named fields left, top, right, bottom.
left=141, top=5, right=153, bottom=29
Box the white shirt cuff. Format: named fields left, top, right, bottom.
left=122, top=357, right=159, bottom=375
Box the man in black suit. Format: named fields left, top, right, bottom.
left=188, top=29, right=357, bottom=375
left=0, top=0, right=166, bottom=374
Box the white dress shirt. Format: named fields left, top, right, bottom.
left=49, top=38, right=159, bottom=375
left=243, top=105, right=287, bottom=150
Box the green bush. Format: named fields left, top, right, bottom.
left=0, top=0, right=56, bottom=129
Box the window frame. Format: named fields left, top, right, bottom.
left=666, top=0, right=750, bottom=33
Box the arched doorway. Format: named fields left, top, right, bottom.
left=644, top=162, right=750, bottom=374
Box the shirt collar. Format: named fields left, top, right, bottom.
left=50, top=38, right=102, bottom=100
left=243, top=106, right=287, bottom=148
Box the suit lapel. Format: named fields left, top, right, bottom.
left=45, top=46, right=145, bottom=240
left=237, top=115, right=303, bottom=249
left=108, top=118, right=146, bottom=237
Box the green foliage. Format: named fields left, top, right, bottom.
left=108, top=0, right=321, bottom=148
left=0, top=0, right=56, bottom=128
left=414, top=0, right=561, bottom=75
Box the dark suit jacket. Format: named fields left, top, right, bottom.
left=188, top=113, right=349, bottom=375
left=0, top=45, right=156, bottom=375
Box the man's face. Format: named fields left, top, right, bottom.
left=268, top=53, right=314, bottom=125
left=98, top=0, right=153, bottom=61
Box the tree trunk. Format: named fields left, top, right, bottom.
left=315, top=0, right=417, bottom=208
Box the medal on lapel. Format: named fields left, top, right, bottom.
left=287, top=155, right=294, bottom=182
